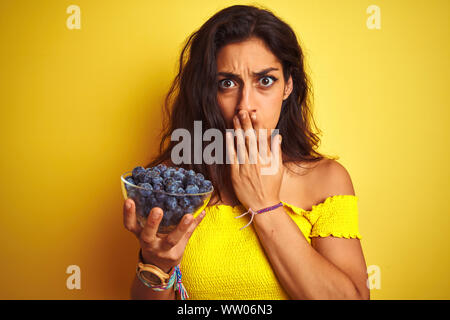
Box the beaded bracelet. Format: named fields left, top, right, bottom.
left=234, top=202, right=283, bottom=230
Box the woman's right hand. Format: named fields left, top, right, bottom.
left=123, top=198, right=206, bottom=273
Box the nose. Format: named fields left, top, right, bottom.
left=236, top=82, right=256, bottom=115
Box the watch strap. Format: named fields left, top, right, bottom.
left=137, top=249, right=175, bottom=286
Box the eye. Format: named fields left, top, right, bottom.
left=259, top=76, right=277, bottom=87
left=218, top=79, right=236, bottom=89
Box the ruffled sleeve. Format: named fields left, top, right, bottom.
left=307, top=195, right=362, bottom=239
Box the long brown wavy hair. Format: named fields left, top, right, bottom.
left=146, top=4, right=337, bottom=205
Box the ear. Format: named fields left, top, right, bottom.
left=283, top=75, right=293, bottom=101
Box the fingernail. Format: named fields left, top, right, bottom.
left=251, top=113, right=256, bottom=120
left=200, top=210, right=206, bottom=217
left=125, top=201, right=131, bottom=209
left=184, top=216, right=192, bottom=224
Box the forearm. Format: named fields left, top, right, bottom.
left=130, top=272, right=176, bottom=300
left=253, top=206, right=362, bottom=300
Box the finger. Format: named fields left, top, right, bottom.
left=233, top=115, right=248, bottom=165
left=239, top=110, right=258, bottom=165
left=181, top=210, right=207, bottom=245
left=267, top=129, right=278, bottom=155
left=251, top=112, right=267, bottom=158
left=226, top=130, right=239, bottom=174
left=173, top=210, right=207, bottom=254
left=140, top=207, right=164, bottom=244
left=250, top=111, right=260, bottom=147
left=250, top=111, right=258, bottom=125
left=250, top=112, right=270, bottom=161
left=270, top=134, right=283, bottom=173
left=123, top=198, right=142, bottom=237
left=161, top=213, right=195, bottom=250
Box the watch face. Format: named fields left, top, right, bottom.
left=141, top=270, right=164, bottom=286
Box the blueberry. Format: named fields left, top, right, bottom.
left=202, top=180, right=212, bottom=188
left=162, top=169, right=174, bottom=179
left=151, top=176, right=163, bottom=185
left=148, top=170, right=160, bottom=178
left=184, top=176, right=196, bottom=187
left=152, top=166, right=160, bottom=174
left=165, top=196, right=178, bottom=211
left=173, top=171, right=185, bottom=181
left=176, top=187, right=185, bottom=194
left=138, top=183, right=153, bottom=197
left=136, top=173, right=147, bottom=184
left=163, top=177, right=175, bottom=186
left=124, top=177, right=135, bottom=192
left=125, top=176, right=135, bottom=185
left=191, top=196, right=203, bottom=207
left=140, top=174, right=152, bottom=184
left=130, top=166, right=212, bottom=217
left=132, top=167, right=148, bottom=183
left=178, top=197, right=190, bottom=209
left=186, top=184, right=199, bottom=194
left=200, top=180, right=212, bottom=192
left=187, top=169, right=195, bottom=177
left=127, top=189, right=137, bottom=199
left=194, top=176, right=203, bottom=186
left=170, top=208, right=183, bottom=223
left=165, top=183, right=178, bottom=194
left=135, top=199, right=146, bottom=216
left=155, top=164, right=167, bottom=173
left=132, top=166, right=146, bottom=180
left=172, top=180, right=183, bottom=188
left=155, top=192, right=167, bottom=203
left=146, top=196, right=155, bottom=208
left=174, top=206, right=184, bottom=216
left=143, top=174, right=151, bottom=184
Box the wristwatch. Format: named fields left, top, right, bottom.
left=136, top=249, right=175, bottom=287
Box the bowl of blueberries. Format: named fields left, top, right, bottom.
left=120, top=164, right=214, bottom=234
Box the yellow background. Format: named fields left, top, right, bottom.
left=0, top=0, right=448, bottom=299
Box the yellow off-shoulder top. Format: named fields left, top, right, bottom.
left=179, top=194, right=362, bottom=300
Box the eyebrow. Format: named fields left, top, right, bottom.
left=217, top=67, right=279, bottom=78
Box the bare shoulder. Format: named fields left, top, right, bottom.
left=281, top=158, right=351, bottom=209
left=317, top=159, right=356, bottom=199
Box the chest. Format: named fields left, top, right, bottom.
left=179, top=205, right=313, bottom=299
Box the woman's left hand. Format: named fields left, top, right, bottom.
left=226, top=110, right=284, bottom=211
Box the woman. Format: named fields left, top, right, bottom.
left=123, top=4, right=369, bottom=300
